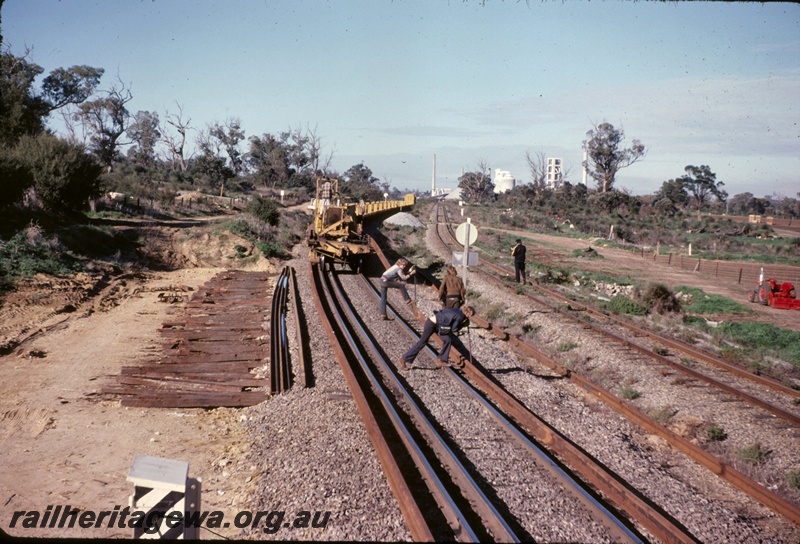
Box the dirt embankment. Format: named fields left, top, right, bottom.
left=0, top=222, right=276, bottom=540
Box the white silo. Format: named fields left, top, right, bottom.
left=492, top=169, right=516, bottom=194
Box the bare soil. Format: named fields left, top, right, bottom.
left=0, top=217, right=797, bottom=540
left=0, top=222, right=275, bottom=540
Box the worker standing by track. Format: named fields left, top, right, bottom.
left=512, top=238, right=527, bottom=285
left=379, top=258, right=416, bottom=320
left=438, top=265, right=466, bottom=308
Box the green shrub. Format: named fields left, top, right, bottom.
left=647, top=406, right=674, bottom=424
left=604, top=295, right=648, bottom=316
left=787, top=470, right=800, bottom=490
left=0, top=227, right=79, bottom=286
left=620, top=386, right=641, bottom=400
left=706, top=424, right=727, bottom=441
left=255, top=240, right=285, bottom=259
left=14, top=133, right=104, bottom=213
left=245, top=194, right=280, bottom=226
left=556, top=341, right=578, bottom=352
left=736, top=442, right=770, bottom=464
left=484, top=303, right=507, bottom=321
left=570, top=247, right=603, bottom=259
left=0, top=147, right=33, bottom=209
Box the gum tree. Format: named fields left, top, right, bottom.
left=678, top=165, right=726, bottom=218
left=583, top=122, right=646, bottom=193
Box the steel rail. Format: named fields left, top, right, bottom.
left=309, top=261, right=439, bottom=542
left=328, top=270, right=518, bottom=542
left=479, top=257, right=800, bottom=426
left=433, top=204, right=800, bottom=528
left=520, top=264, right=800, bottom=399
left=362, top=256, right=699, bottom=544
left=269, top=266, right=290, bottom=394
left=288, top=266, right=312, bottom=388
left=360, top=277, right=652, bottom=544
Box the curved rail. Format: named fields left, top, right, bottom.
left=327, top=269, right=518, bottom=542
left=368, top=240, right=701, bottom=544
left=312, top=261, right=521, bottom=541
left=270, top=266, right=291, bottom=394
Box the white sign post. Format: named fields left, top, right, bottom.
left=455, top=219, right=478, bottom=297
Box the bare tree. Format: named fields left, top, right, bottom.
left=305, top=124, right=335, bottom=175
left=525, top=150, right=548, bottom=189
left=161, top=102, right=191, bottom=172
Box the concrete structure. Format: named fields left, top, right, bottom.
left=492, top=169, right=516, bottom=194
left=546, top=158, right=563, bottom=189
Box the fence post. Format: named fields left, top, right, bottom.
left=668, top=253, right=672, bottom=266
left=738, top=268, right=743, bottom=284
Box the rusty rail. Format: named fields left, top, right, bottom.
left=434, top=203, right=800, bottom=529
left=370, top=232, right=700, bottom=543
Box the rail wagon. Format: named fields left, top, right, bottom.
left=306, top=177, right=415, bottom=269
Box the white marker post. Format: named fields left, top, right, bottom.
left=455, top=219, right=479, bottom=298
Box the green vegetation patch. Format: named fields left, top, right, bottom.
left=0, top=229, right=80, bottom=291
left=675, top=286, right=752, bottom=315
left=715, top=321, right=800, bottom=367
left=603, top=295, right=648, bottom=316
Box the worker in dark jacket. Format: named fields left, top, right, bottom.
left=512, top=238, right=526, bottom=285
left=398, top=305, right=475, bottom=370
left=437, top=266, right=466, bottom=308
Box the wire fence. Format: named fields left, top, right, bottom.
left=630, top=247, right=800, bottom=290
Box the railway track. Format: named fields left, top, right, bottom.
left=307, top=239, right=715, bottom=541
left=432, top=202, right=800, bottom=529
left=311, top=260, right=515, bottom=541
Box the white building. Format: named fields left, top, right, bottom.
left=546, top=158, right=562, bottom=189
left=492, top=169, right=516, bottom=194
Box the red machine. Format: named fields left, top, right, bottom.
left=749, top=277, right=800, bottom=310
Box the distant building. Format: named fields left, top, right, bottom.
left=493, top=169, right=516, bottom=194
left=546, top=158, right=562, bottom=189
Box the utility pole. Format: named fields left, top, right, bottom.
left=431, top=154, right=436, bottom=197
left=582, top=145, right=588, bottom=186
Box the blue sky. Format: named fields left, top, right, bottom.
left=3, top=0, right=799, bottom=197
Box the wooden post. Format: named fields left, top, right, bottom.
left=738, top=268, right=743, bottom=284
